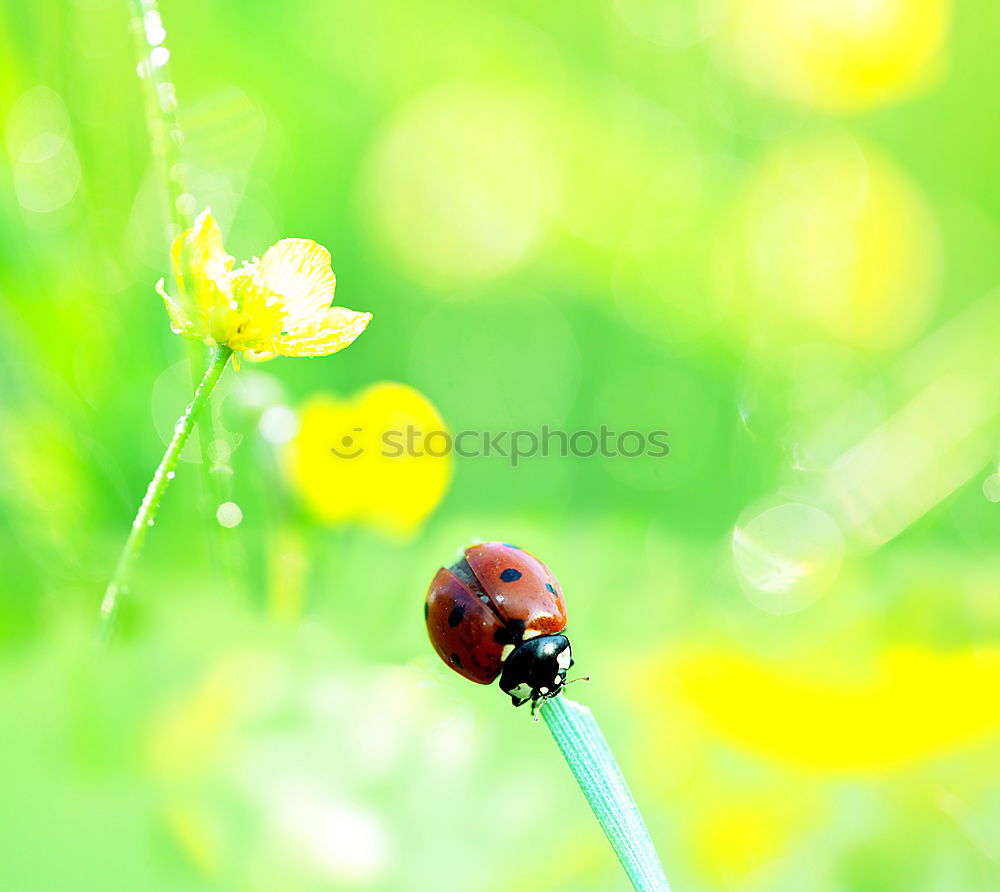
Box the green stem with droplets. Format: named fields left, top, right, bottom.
left=129, top=0, right=189, bottom=236
left=541, top=696, right=670, bottom=892
left=128, top=0, right=242, bottom=591
left=99, top=346, right=233, bottom=642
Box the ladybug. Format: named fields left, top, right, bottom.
left=425, top=541, right=575, bottom=710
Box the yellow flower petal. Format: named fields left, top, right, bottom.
left=277, top=307, right=373, bottom=359
left=251, top=238, right=338, bottom=334
left=180, top=209, right=234, bottom=309
left=165, top=209, right=235, bottom=339
left=155, top=277, right=197, bottom=336
left=157, top=207, right=371, bottom=362
left=221, top=266, right=287, bottom=355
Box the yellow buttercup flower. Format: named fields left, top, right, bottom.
left=156, top=209, right=372, bottom=363
left=282, top=382, right=451, bottom=537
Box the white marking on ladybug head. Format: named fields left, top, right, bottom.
left=554, top=674, right=562, bottom=686
left=500, top=644, right=515, bottom=661
left=509, top=683, right=533, bottom=701
left=539, top=686, right=549, bottom=695
left=522, top=628, right=542, bottom=640
left=556, top=646, right=572, bottom=670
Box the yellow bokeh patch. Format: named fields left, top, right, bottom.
left=720, top=135, right=939, bottom=349
left=688, top=792, right=819, bottom=884
left=718, top=0, right=950, bottom=110
left=282, top=382, right=451, bottom=537
left=669, top=646, right=1000, bottom=772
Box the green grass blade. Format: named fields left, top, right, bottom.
left=541, top=696, right=670, bottom=892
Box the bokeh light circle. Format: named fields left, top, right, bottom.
left=6, top=86, right=81, bottom=215
left=732, top=501, right=845, bottom=614
left=719, top=134, right=940, bottom=349
left=216, top=501, right=243, bottom=528
left=983, top=474, right=1000, bottom=504
left=715, top=0, right=950, bottom=110
left=612, top=0, right=723, bottom=48
left=259, top=405, right=299, bottom=445
left=363, top=82, right=559, bottom=284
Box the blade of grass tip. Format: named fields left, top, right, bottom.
left=541, top=696, right=670, bottom=892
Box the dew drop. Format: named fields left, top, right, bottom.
left=143, top=10, right=166, bottom=45
left=157, top=82, right=178, bottom=114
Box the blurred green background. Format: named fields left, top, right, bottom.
left=2, top=0, right=1000, bottom=889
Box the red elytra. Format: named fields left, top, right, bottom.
left=425, top=542, right=567, bottom=685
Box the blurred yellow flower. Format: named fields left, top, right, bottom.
left=666, top=646, right=1000, bottom=772
left=282, top=382, right=451, bottom=536
left=157, top=209, right=372, bottom=363
left=719, top=0, right=949, bottom=110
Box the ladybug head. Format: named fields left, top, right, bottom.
left=498, top=634, right=572, bottom=708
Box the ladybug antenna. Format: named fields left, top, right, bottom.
left=563, top=676, right=591, bottom=688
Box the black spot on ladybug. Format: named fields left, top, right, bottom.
left=500, top=568, right=522, bottom=582
left=546, top=583, right=556, bottom=594
left=507, top=618, right=526, bottom=640
left=447, top=604, right=465, bottom=627
left=494, top=626, right=515, bottom=646
left=450, top=653, right=463, bottom=668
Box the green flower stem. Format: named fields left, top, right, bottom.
left=128, top=0, right=241, bottom=591
left=98, top=346, right=233, bottom=641
left=185, top=339, right=244, bottom=593
left=128, top=0, right=191, bottom=235
left=541, top=696, right=670, bottom=892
